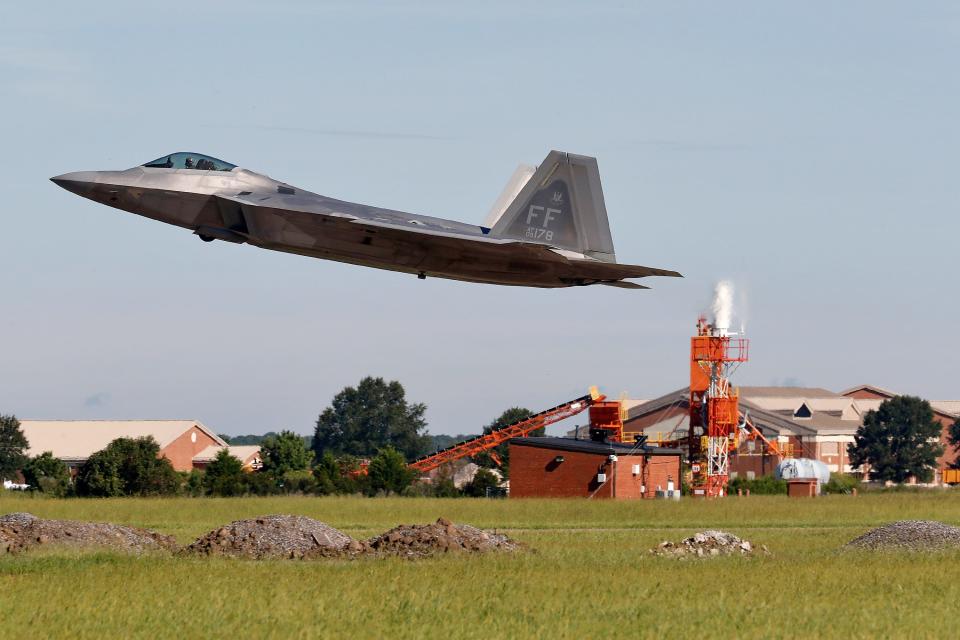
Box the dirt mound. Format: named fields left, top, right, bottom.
left=651, top=530, right=767, bottom=558
left=358, top=517, right=520, bottom=558
left=184, top=515, right=354, bottom=559
left=0, top=512, right=177, bottom=555
left=845, top=520, right=960, bottom=551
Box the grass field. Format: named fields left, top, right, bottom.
left=2, top=492, right=959, bottom=639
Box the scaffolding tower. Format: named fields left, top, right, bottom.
left=689, top=316, right=749, bottom=497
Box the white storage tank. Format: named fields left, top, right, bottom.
left=775, top=458, right=831, bottom=485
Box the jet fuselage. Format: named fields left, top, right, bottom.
left=52, top=152, right=681, bottom=289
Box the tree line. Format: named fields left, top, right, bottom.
left=0, top=377, right=529, bottom=498
left=5, top=380, right=951, bottom=495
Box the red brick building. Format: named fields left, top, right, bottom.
left=19, top=420, right=228, bottom=473
left=508, top=437, right=682, bottom=499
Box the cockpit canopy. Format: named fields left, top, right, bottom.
left=142, top=152, right=236, bottom=172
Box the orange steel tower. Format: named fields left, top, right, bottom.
left=688, top=316, right=749, bottom=497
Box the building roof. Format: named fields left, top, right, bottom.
left=625, top=388, right=688, bottom=421
left=740, top=386, right=839, bottom=398
left=511, top=436, right=681, bottom=456
left=840, top=383, right=899, bottom=398
left=19, top=420, right=226, bottom=461
left=192, top=445, right=261, bottom=464
left=932, top=401, right=960, bottom=418
left=842, top=385, right=959, bottom=418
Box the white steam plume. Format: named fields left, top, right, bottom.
left=712, top=280, right=734, bottom=332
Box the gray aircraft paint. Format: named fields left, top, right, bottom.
left=51, top=150, right=680, bottom=289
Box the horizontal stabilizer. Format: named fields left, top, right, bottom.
left=600, top=281, right=650, bottom=290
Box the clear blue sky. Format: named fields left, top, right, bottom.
left=2, top=1, right=957, bottom=437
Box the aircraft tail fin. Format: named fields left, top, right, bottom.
left=488, top=150, right=617, bottom=262
left=483, top=164, right=535, bottom=229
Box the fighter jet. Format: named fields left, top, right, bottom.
left=51, top=150, right=681, bottom=289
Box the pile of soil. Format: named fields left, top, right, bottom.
left=1, top=512, right=522, bottom=561
left=358, top=517, right=521, bottom=558
left=183, top=514, right=354, bottom=559
left=651, top=530, right=767, bottom=558
left=845, top=520, right=960, bottom=551
left=0, top=512, right=177, bottom=555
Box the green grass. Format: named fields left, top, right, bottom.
left=2, top=492, right=959, bottom=639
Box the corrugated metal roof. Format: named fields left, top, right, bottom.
left=20, top=420, right=225, bottom=461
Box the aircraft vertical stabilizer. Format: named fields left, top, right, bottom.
left=483, top=164, right=536, bottom=229
left=488, top=151, right=617, bottom=263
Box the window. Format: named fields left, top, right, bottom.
left=143, top=152, right=236, bottom=172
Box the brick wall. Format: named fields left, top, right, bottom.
left=510, top=444, right=612, bottom=498
left=509, top=443, right=681, bottom=499
left=160, top=425, right=221, bottom=472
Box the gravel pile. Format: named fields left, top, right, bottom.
left=184, top=515, right=354, bottom=559
left=358, top=517, right=521, bottom=558
left=651, top=530, right=767, bottom=558
left=0, top=512, right=177, bottom=555
left=1, top=512, right=522, bottom=561
left=845, top=520, right=960, bottom=551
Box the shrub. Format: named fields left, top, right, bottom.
left=22, top=452, right=72, bottom=497
left=431, top=477, right=460, bottom=498
left=279, top=470, right=316, bottom=494
left=312, top=453, right=339, bottom=495
left=728, top=475, right=787, bottom=495
left=76, top=437, right=179, bottom=497
left=400, top=478, right=461, bottom=498
left=366, top=446, right=416, bottom=495
left=183, top=469, right=205, bottom=497
left=203, top=449, right=246, bottom=497
left=243, top=471, right=279, bottom=496
left=822, top=473, right=861, bottom=495
left=0, top=415, right=29, bottom=481
left=463, top=468, right=502, bottom=497
left=260, top=431, right=314, bottom=476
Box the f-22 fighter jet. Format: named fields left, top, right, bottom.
left=51, top=150, right=680, bottom=289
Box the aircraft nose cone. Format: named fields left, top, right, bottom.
left=50, top=171, right=97, bottom=196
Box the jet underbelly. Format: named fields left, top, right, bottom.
left=240, top=204, right=563, bottom=286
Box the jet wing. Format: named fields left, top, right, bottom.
left=211, top=193, right=679, bottom=285
left=214, top=192, right=557, bottom=252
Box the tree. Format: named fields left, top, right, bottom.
left=75, top=437, right=179, bottom=497
left=948, top=417, right=960, bottom=470
left=22, top=452, right=71, bottom=497
left=312, top=452, right=340, bottom=495
left=203, top=448, right=246, bottom=496
left=260, top=430, right=314, bottom=476
left=313, top=377, right=430, bottom=460
left=366, top=446, right=417, bottom=495
left=463, top=468, right=502, bottom=497
left=0, top=414, right=29, bottom=481
left=472, top=407, right=535, bottom=478
left=848, top=396, right=944, bottom=483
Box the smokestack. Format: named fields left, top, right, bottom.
left=711, top=281, right=734, bottom=336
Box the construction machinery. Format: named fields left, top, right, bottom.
left=410, top=387, right=612, bottom=473
left=688, top=315, right=749, bottom=497
left=342, top=387, right=617, bottom=477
